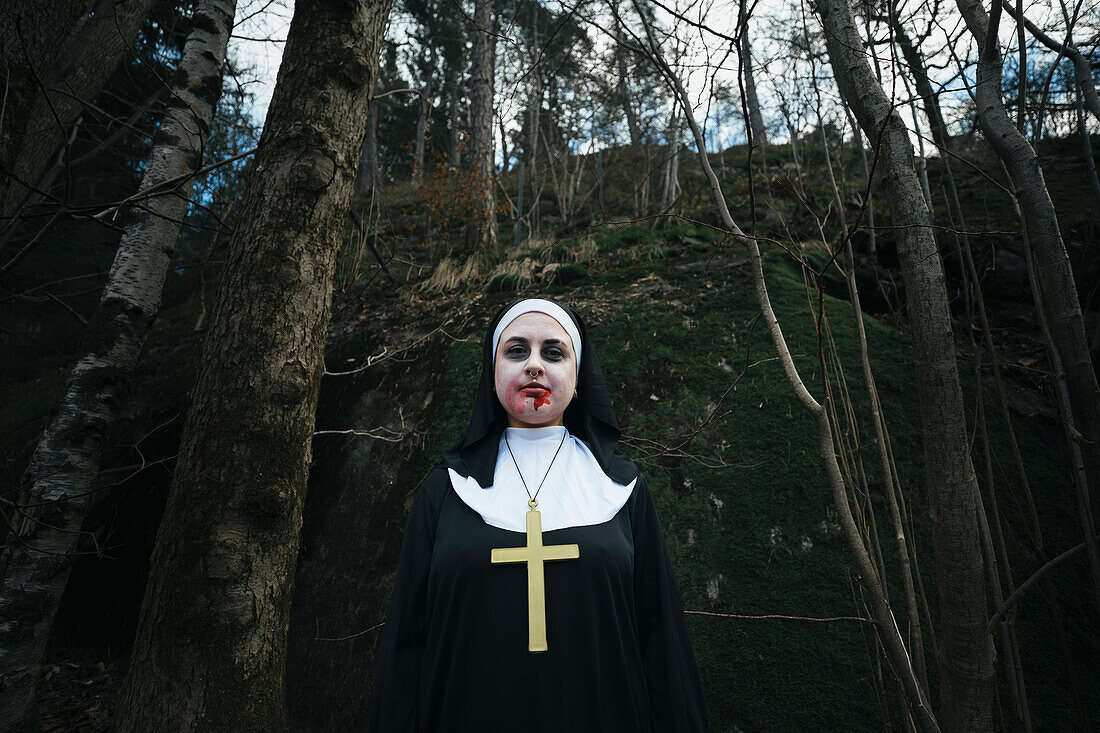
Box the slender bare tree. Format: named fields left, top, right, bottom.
left=467, top=0, right=498, bottom=250
left=0, top=2, right=236, bottom=729
left=739, top=1, right=768, bottom=147
left=623, top=0, right=942, bottom=729
left=954, top=0, right=1100, bottom=580
left=815, top=0, right=995, bottom=728
left=113, top=0, right=393, bottom=729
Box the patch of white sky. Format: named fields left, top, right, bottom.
left=230, top=0, right=293, bottom=124
left=230, top=0, right=1089, bottom=152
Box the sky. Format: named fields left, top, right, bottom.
left=230, top=0, right=293, bottom=124
left=229, top=0, right=944, bottom=147
left=227, top=0, right=1092, bottom=148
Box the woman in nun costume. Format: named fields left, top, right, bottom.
left=369, top=298, right=708, bottom=732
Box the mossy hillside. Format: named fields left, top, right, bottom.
left=409, top=232, right=1091, bottom=731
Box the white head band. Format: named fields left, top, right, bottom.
left=491, top=299, right=582, bottom=374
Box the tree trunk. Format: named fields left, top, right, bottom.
left=955, top=0, right=1100, bottom=532
left=447, top=62, right=462, bottom=167
left=0, top=2, right=235, bottom=729
left=112, top=0, right=392, bottom=730
left=816, top=0, right=996, bottom=729
left=842, top=100, right=876, bottom=256
left=498, top=110, right=511, bottom=175
left=618, top=47, right=642, bottom=152
left=466, top=0, right=497, bottom=251
left=412, top=46, right=435, bottom=184
left=0, top=0, right=157, bottom=226
left=356, top=81, right=381, bottom=196
left=780, top=104, right=805, bottom=195
left=525, top=57, right=542, bottom=239
left=659, top=110, right=681, bottom=218
left=1077, top=89, right=1100, bottom=216
left=739, top=7, right=767, bottom=147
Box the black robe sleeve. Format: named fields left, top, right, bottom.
left=630, top=475, right=709, bottom=732
left=367, top=469, right=447, bottom=733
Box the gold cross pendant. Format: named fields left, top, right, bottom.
left=491, top=500, right=580, bottom=652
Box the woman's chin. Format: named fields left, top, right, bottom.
left=508, top=411, right=563, bottom=428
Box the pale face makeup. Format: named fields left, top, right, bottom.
left=493, top=312, right=578, bottom=428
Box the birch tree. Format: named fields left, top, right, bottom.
left=112, top=0, right=393, bottom=729
left=0, top=2, right=236, bottom=729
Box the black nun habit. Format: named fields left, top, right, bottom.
left=368, top=300, right=708, bottom=733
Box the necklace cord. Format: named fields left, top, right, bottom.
left=504, top=429, right=568, bottom=506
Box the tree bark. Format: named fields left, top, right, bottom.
left=620, top=64, right=642, bottom=152
left=0, top=2, right=235, bottom=729
left=412, top=45, right=435, bottom=184
left=659, top=108, right=682, bottom=218
left=842, top=100, right=876, bottom=255
left=739, top=7, right=767, bottom=147
left=466, top=0, right=497, bottom=251
left=446, top=62, right=462, bottom=167
left=356, top=81, right=381, bottom=196
left=0, top=0, right=157, bottom=226
left=955, top=0, right=1100, bottom=532
left=112, top=1, right=392, bottom=730
left=525, top=40, right=542, bottom=239
left=816, top=0, right=996, bottom=729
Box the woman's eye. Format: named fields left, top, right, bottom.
left=506, top=345, right=528, bottom=358
left=543, top=348, right=565, bottom=361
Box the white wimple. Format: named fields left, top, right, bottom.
left=449, top=426, right=635, bottom=533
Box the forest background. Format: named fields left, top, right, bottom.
left=1, top=0, right=1099, bottom=730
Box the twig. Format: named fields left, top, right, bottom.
left=989, top=536, right=1100, bottom=627
left=685, top=609, right=876, bottom=624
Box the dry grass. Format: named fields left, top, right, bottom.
left=420, top=255, right=481, bottom=292
left=485, top=256, right=537, bottom=283
left=418, top=234, right=598, bottom=293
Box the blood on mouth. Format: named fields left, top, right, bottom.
left=521, top=387, right=551, bottom=411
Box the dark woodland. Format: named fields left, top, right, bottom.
left=1, top=0, right=1100, bottom=730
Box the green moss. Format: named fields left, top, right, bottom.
left=594, top=224, right=657, bottom=251
left=547, top=264, right=589, bottom=284
left=485, top=273, right=532, bottom=293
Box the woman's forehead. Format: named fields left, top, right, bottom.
left=498, top=312, right=574, bottom=348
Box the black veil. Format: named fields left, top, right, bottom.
left=440, top=299, right=638, bottom=487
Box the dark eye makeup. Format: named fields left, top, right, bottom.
left=502, top=339, right=570, bottom=361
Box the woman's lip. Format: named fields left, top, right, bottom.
left=521, top=383, right=550, bottom=391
